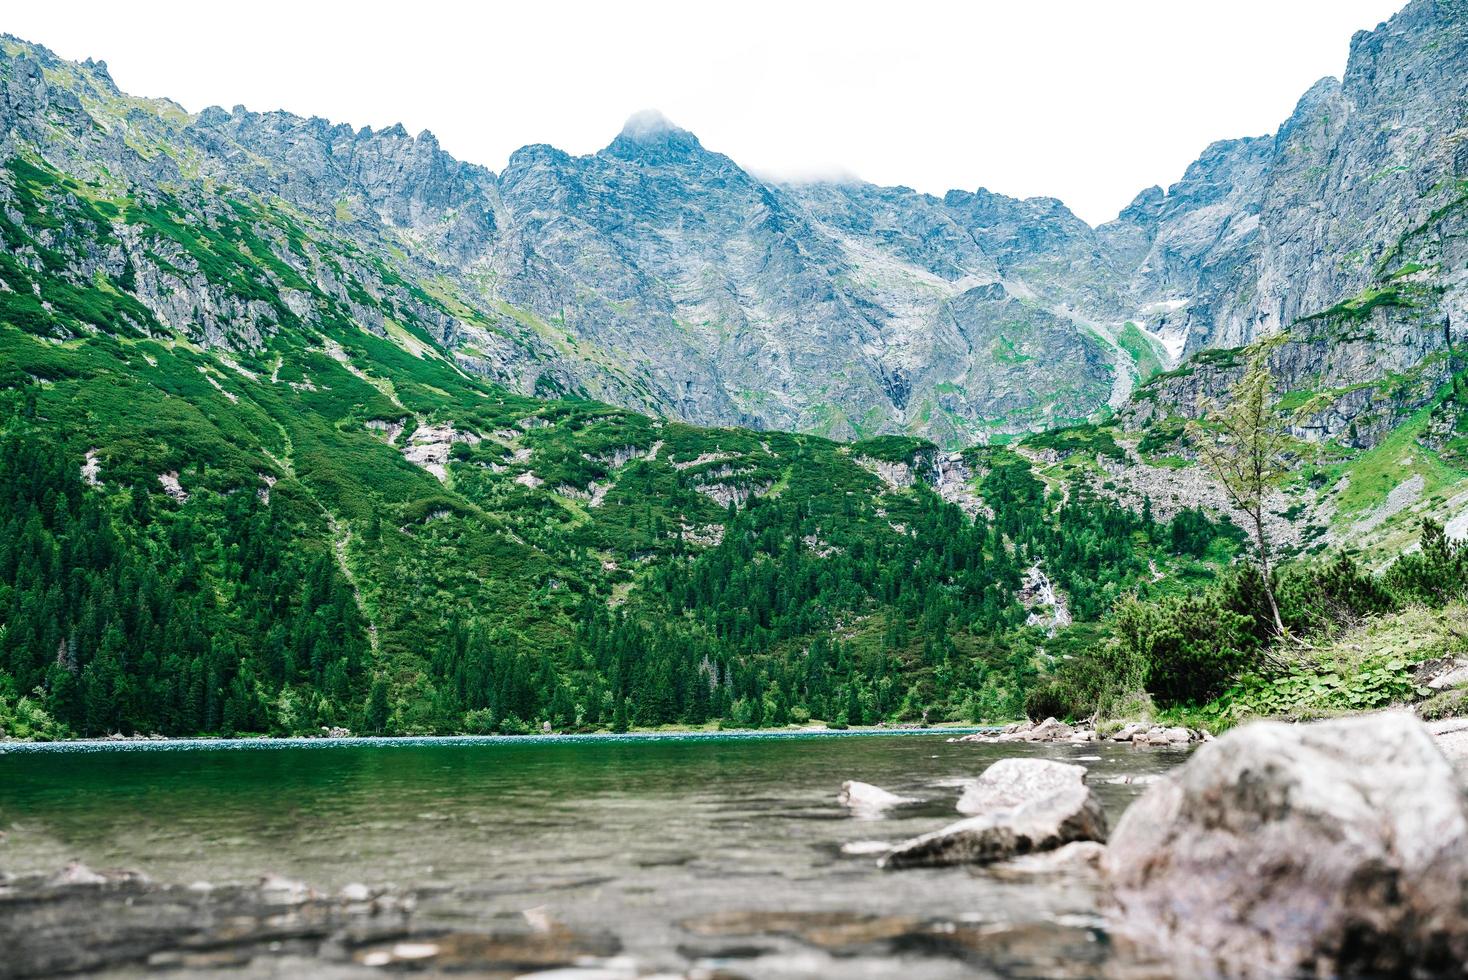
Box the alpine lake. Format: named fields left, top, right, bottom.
left=0, top=730, right=1183, bottom=978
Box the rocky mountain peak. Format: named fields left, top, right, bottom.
left=1116, top=185, right=1164, bottom=224
left=601, top=109, right=708, bottom=164
left=618, top=108, right=679, bottom=137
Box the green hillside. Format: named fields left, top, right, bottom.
left=0, top=146, right=1244, bottom=737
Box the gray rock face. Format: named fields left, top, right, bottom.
left=1106, top=0, right=1468, bottom=360
left=1105, top=712, right=1468, bottom=976
left=2, top=0, right=1464, bottom=446
left=880, top=758, right=1107, bottom=868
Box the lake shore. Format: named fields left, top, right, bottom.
left=0, top=722, right=994, bottom=752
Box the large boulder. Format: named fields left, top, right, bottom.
left=880, top=758, right=1106, bottom=869
left=1105, top=712, right=1468, bottom=976
left=1026, top=717, right=1075, bottom=741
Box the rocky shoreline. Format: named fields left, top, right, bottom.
left=949, top=716, right=1211, bottom=747
left=855, top=711, right=1468, bottom=977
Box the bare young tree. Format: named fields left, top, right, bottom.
left=1186, top=352, right=1291, bottom=637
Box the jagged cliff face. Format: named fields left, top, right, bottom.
left=482, top=121, right=1129, bottom=443
left=1, top=0, right=1464, bottom=447
left=1109, top=0, right=1468, bottom=359
left=1121, top=0, right=1468, bottom=451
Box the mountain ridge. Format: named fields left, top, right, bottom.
left=5, top=0, right=1459, bottom=448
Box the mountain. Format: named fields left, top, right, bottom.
left=0, top=24, right=1245, bottom=739
left=3, top=0, right=1461, bottom=449
left=0, top=1, right=1465, bottom=739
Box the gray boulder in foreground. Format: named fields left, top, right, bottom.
left=1105, top=711, right=1468, bottom=977
left=880, top=758, right=1106, bottom=869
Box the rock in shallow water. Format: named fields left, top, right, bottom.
left=1105, top=711, right=1468, bottom=977
left=0, top=863, right=619, bottom=977
left=837, top=779, right=916, bottom=817
left=989, top=840, right=1108, bottom=879
left=880, top=758, right=1107, bottom=869
left=955, top=758, right=1090, bottom=815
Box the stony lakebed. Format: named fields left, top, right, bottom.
left=3, top=715, right=1467, bottom=978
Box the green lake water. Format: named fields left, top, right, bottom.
left=0, top=731, right=1181, bottom=977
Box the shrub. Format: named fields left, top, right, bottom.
left=1113, top=592, right=1253, bottom=708
left=1216, top=565, right=1280, bottom=650
left=1206, top=657, right=1421, bottom=725
left=1024, top=681, right=1077, bottom=722
left=1025, top=648, right=1117, bottom=722
left=462, top=708, right=497, bottom=734
left=0, top=687, right=65, bottom=740
left=496, top=714, right=532, bottom=735
left=1384, top=520, right=1466, bottom=607
left=1169, top=506, right=1225, bottom=557
left=1279, top=552, right=1397, bottom=636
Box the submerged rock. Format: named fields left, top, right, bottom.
left=1105, top=711, right=1468, bottom=977
left=989, top=841, right=1108, bottom=879
left=681, top=909, right=925, bottom=950
left=0, top=862, right=619, bottom=977
left=881, top=758, right=1106, bottom=869
left=837, top=780, right=916, bottom=817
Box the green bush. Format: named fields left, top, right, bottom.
left=1383, top=520, right=1466, bottom=607
left=1215, top=565, right=1281, bottom=650
left=1205, top=657, right=1422, bottom=725
left=1278, top=551, right=1397, bottom=635
left=0, top=687, right=65, bottom=740
left=1024, top=682, right=1077, bottom=722
left=1113, top=592, right=1253, bottom=708
left=1024, top=642, right=1118, bottom=722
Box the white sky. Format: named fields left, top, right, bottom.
left=5, top=0, right=1406, bottom=225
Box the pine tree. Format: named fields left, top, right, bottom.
left=365, top=676, right=390, bottom=734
